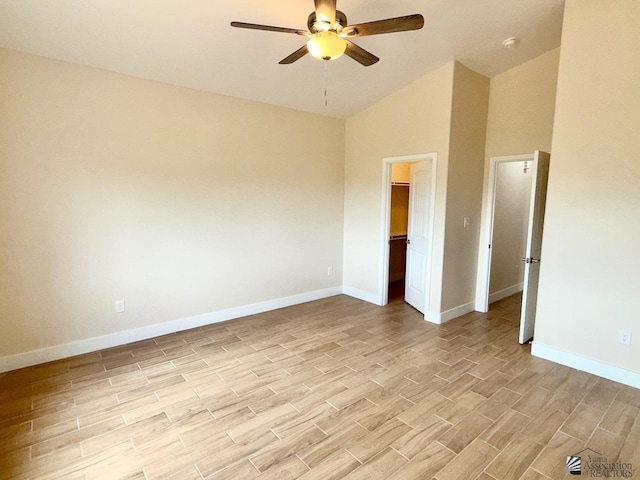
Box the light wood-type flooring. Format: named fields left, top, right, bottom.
left=1, top=294, right=639, bottom=480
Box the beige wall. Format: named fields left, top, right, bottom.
left=0, top=48, right=345, bottom=358
left=489, top=161, right=532, bottom=295
left=534, top=0, right=640, bottom=373
left=485, top=48, right=560, bottom=159
left=343, top=62, right=454, bottom=311
left=441, top=63, right=490, bottom=311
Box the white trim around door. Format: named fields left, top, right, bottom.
left=379, top=153, right=438, bottom=320
left=475, top=153, right=534, bottom=313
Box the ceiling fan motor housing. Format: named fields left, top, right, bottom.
left=307, top=10, right=348, bottom=32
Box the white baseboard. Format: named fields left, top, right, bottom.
left=0, top=286, right=343, bottom=373
left=424, top=311, right=442, bottom=324
left=341, top=286, right=383, bottom=306
left=532, top=342, right=640, bottom=389
left=489, top=283, right=523, bottom=304
left=425, top=301, right=475, bottom=325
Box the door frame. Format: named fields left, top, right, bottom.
left=379, top=152, right=438, bottom=314
left=475, top=153, right=535, bottom=312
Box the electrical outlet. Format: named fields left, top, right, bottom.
left=327, top=266, right=333, bottom=276
left=618, top=329, right=632, bottom=346
left=115, top=300, right=125, bottom=313
left=463, top=217, right=471, bottom=228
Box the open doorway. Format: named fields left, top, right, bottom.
left=476, top=151, right=550, bottom=343
left=488, top=160, right=533, bottom=305
left=380, top=153, right=437, bottom=315
left=388, top=163, right=411, bottom=302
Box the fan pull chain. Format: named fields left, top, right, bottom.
left=324, top=60, right=329, bottom=107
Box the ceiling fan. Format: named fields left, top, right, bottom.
left=231, top=0, right=424, bottom=66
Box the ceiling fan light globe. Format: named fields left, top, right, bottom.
left=307, top=32, right=347, bottom=61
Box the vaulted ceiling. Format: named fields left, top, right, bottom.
left=0, top=0, right=565, bottom=118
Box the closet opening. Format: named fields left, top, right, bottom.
left=379, top=153, right=437, bottom=315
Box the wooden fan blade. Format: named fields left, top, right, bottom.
left=314, top=0, right=337, bottom=25
left=279, top=45, right=309, bottom=64
left=230, top=22, right=308, bottom=36
left=343, top=14, right=424, bottom=37
left=344, top=40, right=379, bottom=66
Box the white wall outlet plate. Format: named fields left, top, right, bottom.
left=618, top=329, right=631, bottom=345
left=115, top=300, right=125, bottom=313
left=463, top=217, right=471, bottom=228
left=327, top=266, right=333, bottom=276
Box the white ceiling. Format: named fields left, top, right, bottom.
left=0, top=0, right=565, bottom=118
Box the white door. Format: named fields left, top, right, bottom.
left=404, top=161, right=433, bottom=313
left=519, top=151, right=551, bottom=343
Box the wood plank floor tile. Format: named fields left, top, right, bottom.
left=207, top=460, right=260, bottom=480
left=386, top=441, right=455, bottom=480
left=436, top=391, right=486, bottom=425
left=397, top=392, right=452, bottom=428
left=196, top=430, right=280, bottom=477
left=438, top=411, right=494, bottom=454
left=435, top=439, right=499, bottom=480
left=326, top=380, right=383, bottom=409
left=146, top=464, right=202, bottom=480
left=480, top=409, right=529, bottom=449
left=616, top=385, right=640, bottom=408
left=476, top=388, right=522, bottom=421
left=599, top=400, right=639, bottom=437
left=357, top=395, right=413, bottom=431
left=472, top=372, right=512, bottom=399
left=545, top=381, right=587, bottom=415
left=484, top=434, right=544, bottom=480
left=32, top=415, right=125, bottom=458
left=437, top=359, right=478, bottom=382
left=530, top=431, right=584, bottom=479
left=399, top=375, right=450, bottom=404
left=521, top=408, right=569, bottom=444
left=559, top=402, right=604, bottom=441
left=300, top=422, right=369, bottom=468
left=227, top=403, right=298, bottom=443
left=519, top=468, right=553, bottom=480
left=619, top=417, right=640, bottom=469
left=511, top=386, right=554, bottom=417
left=477, top=473, right=499, bottom=480
left=587, top=427, right=627, bottom=461
left=469, top=357, right=509, bottom=381
left=255, top=454, right=309, bottom=479
left=343, top=447, right=407, bottom=480
left=0, top=294, right=637, bottom=480
left=250, top=426, right=326, bottom=472
left=582, top=378, right=621, bottom=411
left=345, top=417, right=411, bottom=463
left=314, top=397, right=374, bottom=434
left=297, top=450, right=361, bottom=480
left=437, top=373, right=482, bottom=400
left=392, top=415, right=453, bottom=459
